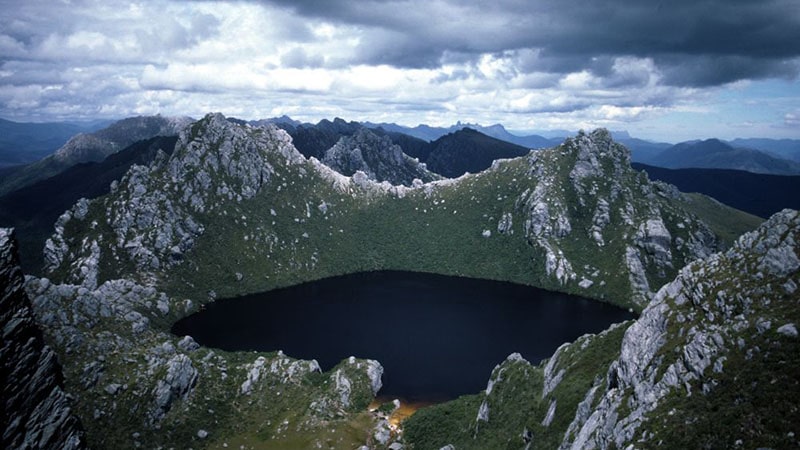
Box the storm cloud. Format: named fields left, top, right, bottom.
left=0, top=0, right=798, bottom=140
left=260, top=0, right=800, bottom=85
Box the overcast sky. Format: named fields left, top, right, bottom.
left=1, top=0, right=799, bottom=141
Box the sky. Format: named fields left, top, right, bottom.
left=1, top=0, right=799, bottom=142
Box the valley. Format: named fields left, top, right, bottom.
left=0, top=114, right=796, bottom=450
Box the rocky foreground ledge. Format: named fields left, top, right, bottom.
left=406, top=209, right=799, bottom=449
left=1, top=228, right=86, bottom=449
left=0, top=227, right=388, bottom=449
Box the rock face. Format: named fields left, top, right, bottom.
left=516, top=129, right=719, bottom=305
left=321, top=127, right=439, bottom=186
left=404, top=209, right=797, bottom=450
left=44, top=113, right=303, bottom=283
left=563, top=209, right=800, bottom=449
left=0, top=228, right=86, bottom=450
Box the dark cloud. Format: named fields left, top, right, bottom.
left=253, top=0, right=800, bottom=86
left=280, top=47, right=325, bottom=68
left=659, top=55, right=800, bottom=87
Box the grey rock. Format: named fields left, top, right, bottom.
left=777, top=323, right=798, bottom=337
left=498, top=212, right=514, bottom=235
left=149, top=354, right=198, bottom=424
left=321, top=128, right=439, bottom=186
left=542, top=399, right=558, bottom=427
left=1, top=229, right=87, bottom=450
left=177, top=335, right=200, bottom=352
left=561, top=209, right=800, bottom=449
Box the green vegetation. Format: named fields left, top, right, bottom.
left=641, top=330, right=800, bottom=449
left=404, top=322, right=633, bottom=449
left=36, top=117, right=774, bottom=449
left=678, top=192, right=764, bottom=246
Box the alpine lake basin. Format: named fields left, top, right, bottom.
left=171, top=270, right=635, bottom=403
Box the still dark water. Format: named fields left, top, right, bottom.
left=172, top=271, right=634, bottom=402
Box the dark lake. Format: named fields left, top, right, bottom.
left=172, top=271, right=634, bottom=402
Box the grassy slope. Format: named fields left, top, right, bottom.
left=404, top=322, right=633, bottom=449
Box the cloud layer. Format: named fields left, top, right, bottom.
left=1, top=0, right=798, bottom=140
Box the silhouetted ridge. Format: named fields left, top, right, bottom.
left=425, top=128, right=530, bottom=177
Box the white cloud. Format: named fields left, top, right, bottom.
left=0, top=0, right=798, bottom=140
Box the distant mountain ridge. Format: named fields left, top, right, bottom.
left=730, top=138, right=800, bottom=162
left=425, top=128, right=531, bottom=177
left=633, top=163, right=800, bottom=218
left=363, top=120, right=559, bottom=148
left=269, top=117, right=532, bottom=179
left=647, top=138, right=800, bottom=175
left=0, top=115, right=190, bottom=196
left=0, top=118, right=106, bottom=168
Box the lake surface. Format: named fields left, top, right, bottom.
left=172, top=271, right=634, bottom=402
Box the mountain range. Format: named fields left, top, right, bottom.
left=0, top=116, right=190, bottom=196
left=642, top=138, right=800, bottom=175
left=0, top=112, right=797, bottom=448
left=0, top=118, right=106, bottom=168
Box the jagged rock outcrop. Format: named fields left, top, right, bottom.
left=0, top=228, right=86, bottom=450
left=516, top=129, right=719, bottom=304
left=44, top=113, right=304, bottom=283
left=561, top=209, right=800, bottom=449
left=321, top=127, right=439, bottom=186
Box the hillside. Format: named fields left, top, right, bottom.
left=405, top=209, right=799, bottom=449
left=730, top=138, right=800, bottom=162
left=634, top=162, right=800, bottom=218
left=426, top=128, right=532, bottom=177
left=0, top=136, right=178, bottom=273
left=0, top=116, right=190, bottom=196
left=0, top=118, right=102, bottom=168
left=649, top=138, right=800, bottom=175
left=15, top=114, right=766, bottom=449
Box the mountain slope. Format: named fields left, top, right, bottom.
left=0, top=116, right=190, bottom=195
left=405, top=209, right=800, bottom=449
left=426, top=128, right=532, bottom=177
left=650, top=138, right=800, bottom=175
left=0, top=118, right=101, bottom=168
left=0, top=136, right=178, bottom=273
left=730, top=138, right=800, bottom=162
left=633, top=162, right=800, bottom=218
left=320, top=128, right=439, bottom=186
left=30, top=115, right=764, bottom=449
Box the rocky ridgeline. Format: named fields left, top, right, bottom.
left=0, top=229, right=86, bottom=450
left=44, top=113, right=305, bottom=284
left=563, top=208, right=799, bottom=449
left=24, top=244, right=385, bottom=448
left=53, top=115, right=191, bottom=165
left=514, top=129, right=718, bottom=305
left=431, top=209, right=798, bottom=449
left=43, top=117, right=724, bottom=307
left=321, top=127, right=439, bottom=186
